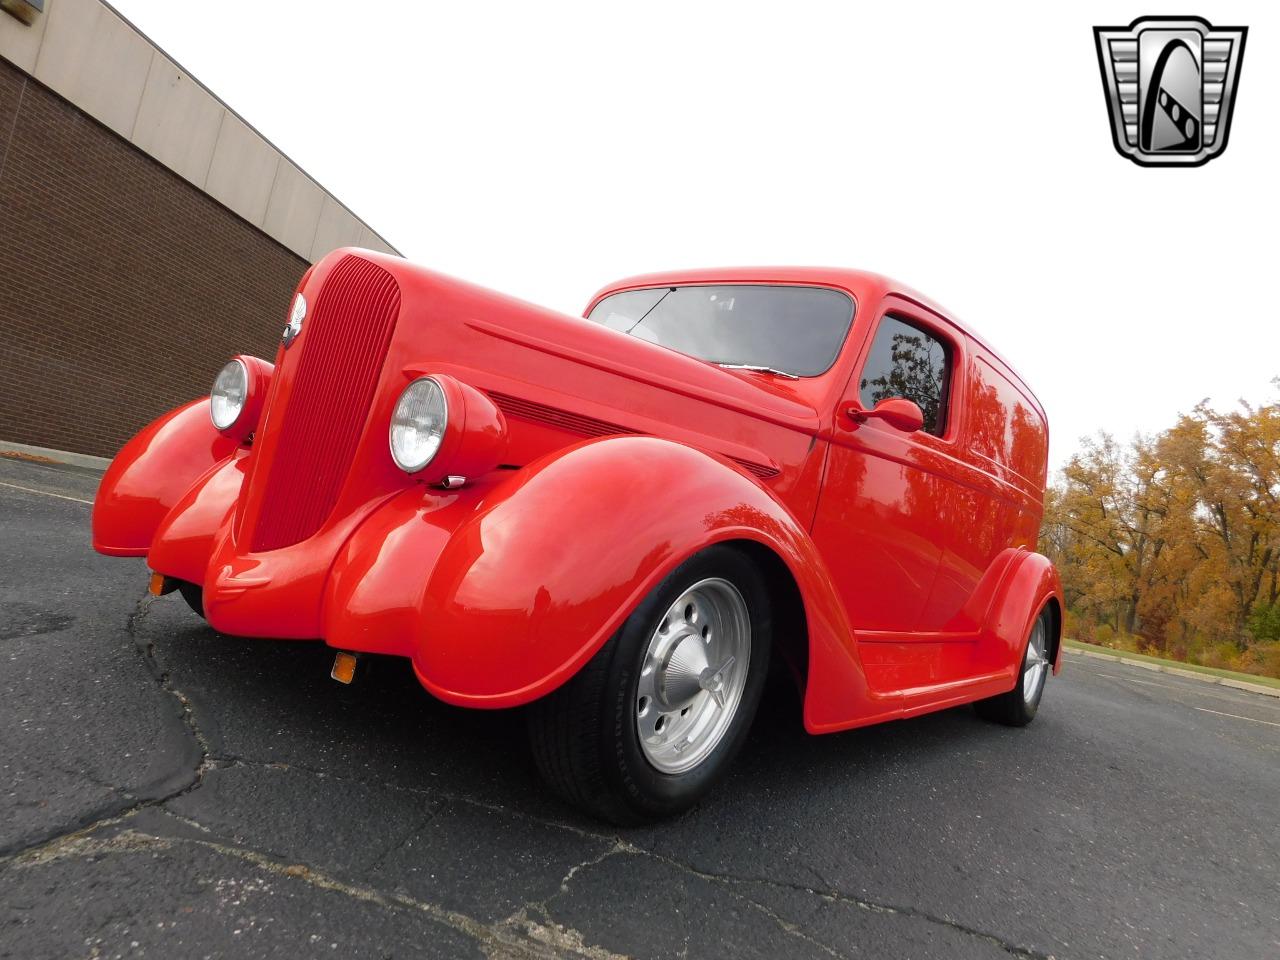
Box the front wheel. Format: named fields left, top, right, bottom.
left=527, top=545, right=771, bottom=824
left=974, top=607, right=1052, bottom=726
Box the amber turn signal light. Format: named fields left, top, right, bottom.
left=148, top=572, right=167, bottom=596
left=331, top=652, right=359, bottom=685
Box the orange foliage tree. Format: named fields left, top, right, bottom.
left=1041, top=383, right=1280, bottom=677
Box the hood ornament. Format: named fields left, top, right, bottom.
left=283, top=292, right=306, bottom=348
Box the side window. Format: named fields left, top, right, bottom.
left=858, top=314, right=951, bottom=436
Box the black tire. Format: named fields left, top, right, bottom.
left=177, top=581, right=206, bottom=620
left=527, top=544, right=771, bottom=824
left=975, top=607, right=1052, bottom=727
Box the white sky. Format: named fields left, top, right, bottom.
left=111, top=0, right=1279, bottom=473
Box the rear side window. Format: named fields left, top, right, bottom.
left=858, top=315, right=951, bottom=436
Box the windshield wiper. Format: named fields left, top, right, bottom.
left=711, top=362, right=800, bottom=380
left=622, top=287, right=674, bottom=336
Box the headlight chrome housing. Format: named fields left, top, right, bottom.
left=388, top=374, right=509, bottom=484
left=390, top=377, right=449, bottom=473
left=210, top=359, right=249, bottom=431
left=208, top=355, right=272, bottom=439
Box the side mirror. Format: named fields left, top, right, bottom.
left=844, top=397, right=924, bottom=433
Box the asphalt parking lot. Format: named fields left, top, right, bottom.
left=2, top=456, right=1277, bottom=960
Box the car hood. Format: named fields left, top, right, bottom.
left=377, top=254, right=825, bottom=476
left=232, top=251, right=828, bottom=561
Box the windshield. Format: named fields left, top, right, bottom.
left=585, top=284, right=854, bottom=377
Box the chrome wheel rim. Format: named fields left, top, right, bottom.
left=1022, top=616, right=1049, bottom=704
left=636, top=578, right=751, bottom=775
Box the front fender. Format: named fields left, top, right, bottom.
left=325, top=436, right=877, bottom=719
left=92, top=399, right=240, bottom=556
left=147, top=452, right=249, bottom=585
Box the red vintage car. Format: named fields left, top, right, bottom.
left=92, top=250, right=1063, bottom=823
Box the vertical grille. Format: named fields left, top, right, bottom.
left=251, top=256, right=400, bottom=552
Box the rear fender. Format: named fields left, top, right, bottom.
left=92, top=399, right=241, bottom=556
left=325, top=435, right=883, bottom=723
left=980, top=550, right=1065, bottom=681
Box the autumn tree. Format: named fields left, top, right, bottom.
left=1042, top=383, right=1280, bottom=676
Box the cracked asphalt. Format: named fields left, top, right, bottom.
left=2, top=456, right=1278, bottom=960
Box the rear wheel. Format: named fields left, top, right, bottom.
left=527, top=545, right=770, bottom=824
left=974, top=607, right=1051, bottom=726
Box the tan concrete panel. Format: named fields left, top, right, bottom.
left=263, top=159, right=325, bottom=258
left=204, top=113, right=278, bottom=227
left=356, top=225, right=400, bottom=257
left=16, top=0, right=393, bottom=263
left=34, top=0, right=153, bottom=138
left=0, top=0, right=50, bottom=74
left=131, top=55, right=224, bottom=188
left=309, top=195, right=362, bottom=262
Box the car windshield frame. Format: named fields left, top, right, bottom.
left=585, top=282, right=857, bottom=378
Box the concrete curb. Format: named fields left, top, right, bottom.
left=1065, top=645, right=1280, bottom=699
left=1, top=440, right=110, bottom=473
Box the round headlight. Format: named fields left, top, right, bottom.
left=390, top=377, right=448, bottom=472
left=210, top=359, right=248, bottom=431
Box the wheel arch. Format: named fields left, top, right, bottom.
left=721, top=539, right=809, bottom=695
left=395, top=434, right=874, bottom=717
left=984, top=550, right=1066, bottom=680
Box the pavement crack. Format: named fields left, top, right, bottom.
left=0, top=596, right=215, bottom=862
left=123, top=724, right=1038, bottom=958
left=554, top=839, right=634, bottom=896
left=0, top=808, right=142, bottom=864
left=497, top=906, right=631, bottom=960
left=129, top=595, right=214, bottom=765
left=739, top=892, right=849, bottom=960
left=635, top=850, right=1054, bottom=960
left=9, top=826, right=627, bottom=959
left=164, top=754, right=1026, bottom=957
left=361, top=803, right=441, bottom=877
left=529, top=841, right=849, bottom=960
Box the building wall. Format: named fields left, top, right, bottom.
left=0, top=0, right=398, bottom=263
left=0, top=56, right=305, bottom=456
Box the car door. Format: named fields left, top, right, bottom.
left=810, top=299, right=969, bottom=691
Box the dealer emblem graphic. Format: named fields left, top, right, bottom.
left=1094, top=16, right=1247, bottom=166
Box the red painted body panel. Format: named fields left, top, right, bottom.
left=146, top=452, right=248, bottom=585
left=91, top=399, right=240, bottom=556
left=92, top=249, right=1063, bottom=734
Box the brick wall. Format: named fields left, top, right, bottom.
left=0, top=56, right=306, bottom=458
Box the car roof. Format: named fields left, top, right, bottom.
left=586, top=266, right=1046, bottom=422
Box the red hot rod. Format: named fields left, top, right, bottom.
left=92, top=251, right=1063, bottom=823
